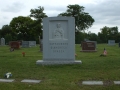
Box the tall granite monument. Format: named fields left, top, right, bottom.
left=36, top=17, right=82, bottom=65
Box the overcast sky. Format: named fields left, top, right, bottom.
left=0, top=0, right=120, bottom=34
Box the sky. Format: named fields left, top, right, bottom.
left=0, top=0, right=120, bottom=34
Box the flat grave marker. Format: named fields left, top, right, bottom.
left=82, top=81, right=103, bottom=85
left=0, top=79, right=14, bottom=82
left=21, top=79, right=41, bottom=83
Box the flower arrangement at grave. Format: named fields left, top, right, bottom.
left=4, top=72, right=12, bottom=78
left=22, top=52, right=25, bottom=57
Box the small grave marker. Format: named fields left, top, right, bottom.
left=82, top=81, right=103, bottom=85
left=0, top=79, right=14, bottom=82
left=114, top=81, right=120, bottom=85
left=21, top=79, right=41, bottom=83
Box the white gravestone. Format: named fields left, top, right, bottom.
left=22, top=41, right=29, bottom=47
left=108, top=40, right=115, bottom=45
left=29, top=41, right=36, bottom=47
left=36, top=17, right=82, bottom=65
left=22, top=41, right=36, bottom=47
left=0, top=38, right=5, bottom=46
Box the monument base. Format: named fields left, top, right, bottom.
left=80, top=50, right=97, bottom=52
left=36, top=60, right=82, bottom=65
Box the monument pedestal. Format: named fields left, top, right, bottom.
left=36, top=60, right=82, bottom=65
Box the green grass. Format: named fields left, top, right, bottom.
left=0, top=44, right=120, bottom=90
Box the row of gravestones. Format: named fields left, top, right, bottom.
left=80, top=40, right=118, bottom=52
left=9, top=41, right=36, bottom=49
left=39, top=39, right=118, bottom=52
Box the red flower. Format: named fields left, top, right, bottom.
left=22, top=52, right=25, bottom=54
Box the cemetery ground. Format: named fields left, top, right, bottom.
left=0, top=44, right=120, bottom=90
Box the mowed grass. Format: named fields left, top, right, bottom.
left=0, top=44, right=120, bottom=90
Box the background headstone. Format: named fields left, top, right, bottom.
left=22, top=41, right=29, bottom=47
left=0, top=37, right=5, bottom=46
left=22, top=41, right=36, bottom=47
left=108, top=40, right=115, bottom=45
left=81, top=41, right=97, bottom=52
left=36, top=17, right=82, bottom=65
left=9, top=41, right=20, bottom=49
left=40, top=39, right=43, bottom=52
left=29, top=41, right=36, bottom=47
left=86, top=41, right=97, bottom=49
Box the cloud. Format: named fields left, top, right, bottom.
left=0, top=0, right=120, bottom=34
left=83, top=0, right=120, bottom=33
left=1, top=2, right=25, bottom=13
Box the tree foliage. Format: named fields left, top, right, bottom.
left=10, top=16, right=34, bottom=40
left=58, top=4, right=95, bottom=32
left=1, top=25, right=12, bottom=37
left=30, top=6, right=48, bottom=38
left=30, top=6, right=47, bottom=21
left=98, top=26, right=119, bottom=43
left=0, top=25, right=12, bottom=43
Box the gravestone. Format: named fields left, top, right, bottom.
left=9, top=41, right=20, bottom=49
left=36, top=17, right=82, bottom=65
left=22, top=41, right=29, bottom=47
left=0, top=38, right=5, bottom=46
left=29, top=41, right=36, bottom=47
left=40, top=39, right=43, bottom=52
left=108, top=40, right=115, bottom=45
left=22, top=41, right=36, bottom=47
left=86, top=41, right=97, bottom=49
left=81, top=41, right=97, bottom=52
left=17, top=40, right=22, bottom=45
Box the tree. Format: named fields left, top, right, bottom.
left=98, top=26, right=119, bottom=43
left=88, top=33, right=98, bottom=41
left=1, top=25, right=12, bottom=37
left=58, top=4, right=95, bottom=32
left=30, top=6, right=47, bottom=39
left=10, top=16, right=34, bottom=40
left=4, top=34, right=12, bottom=44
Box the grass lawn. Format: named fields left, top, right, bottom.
left=0, top=44, right=120, bottom=90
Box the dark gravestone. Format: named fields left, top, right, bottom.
left=9, top=41, right=20, bottom=49
left=40, top=39, right=43, bottom=52
left=86, top=41, right=97, bottom=49
left=81, top=42, right=97, bottom=52
left=17, top=40, right=22, bottom=45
